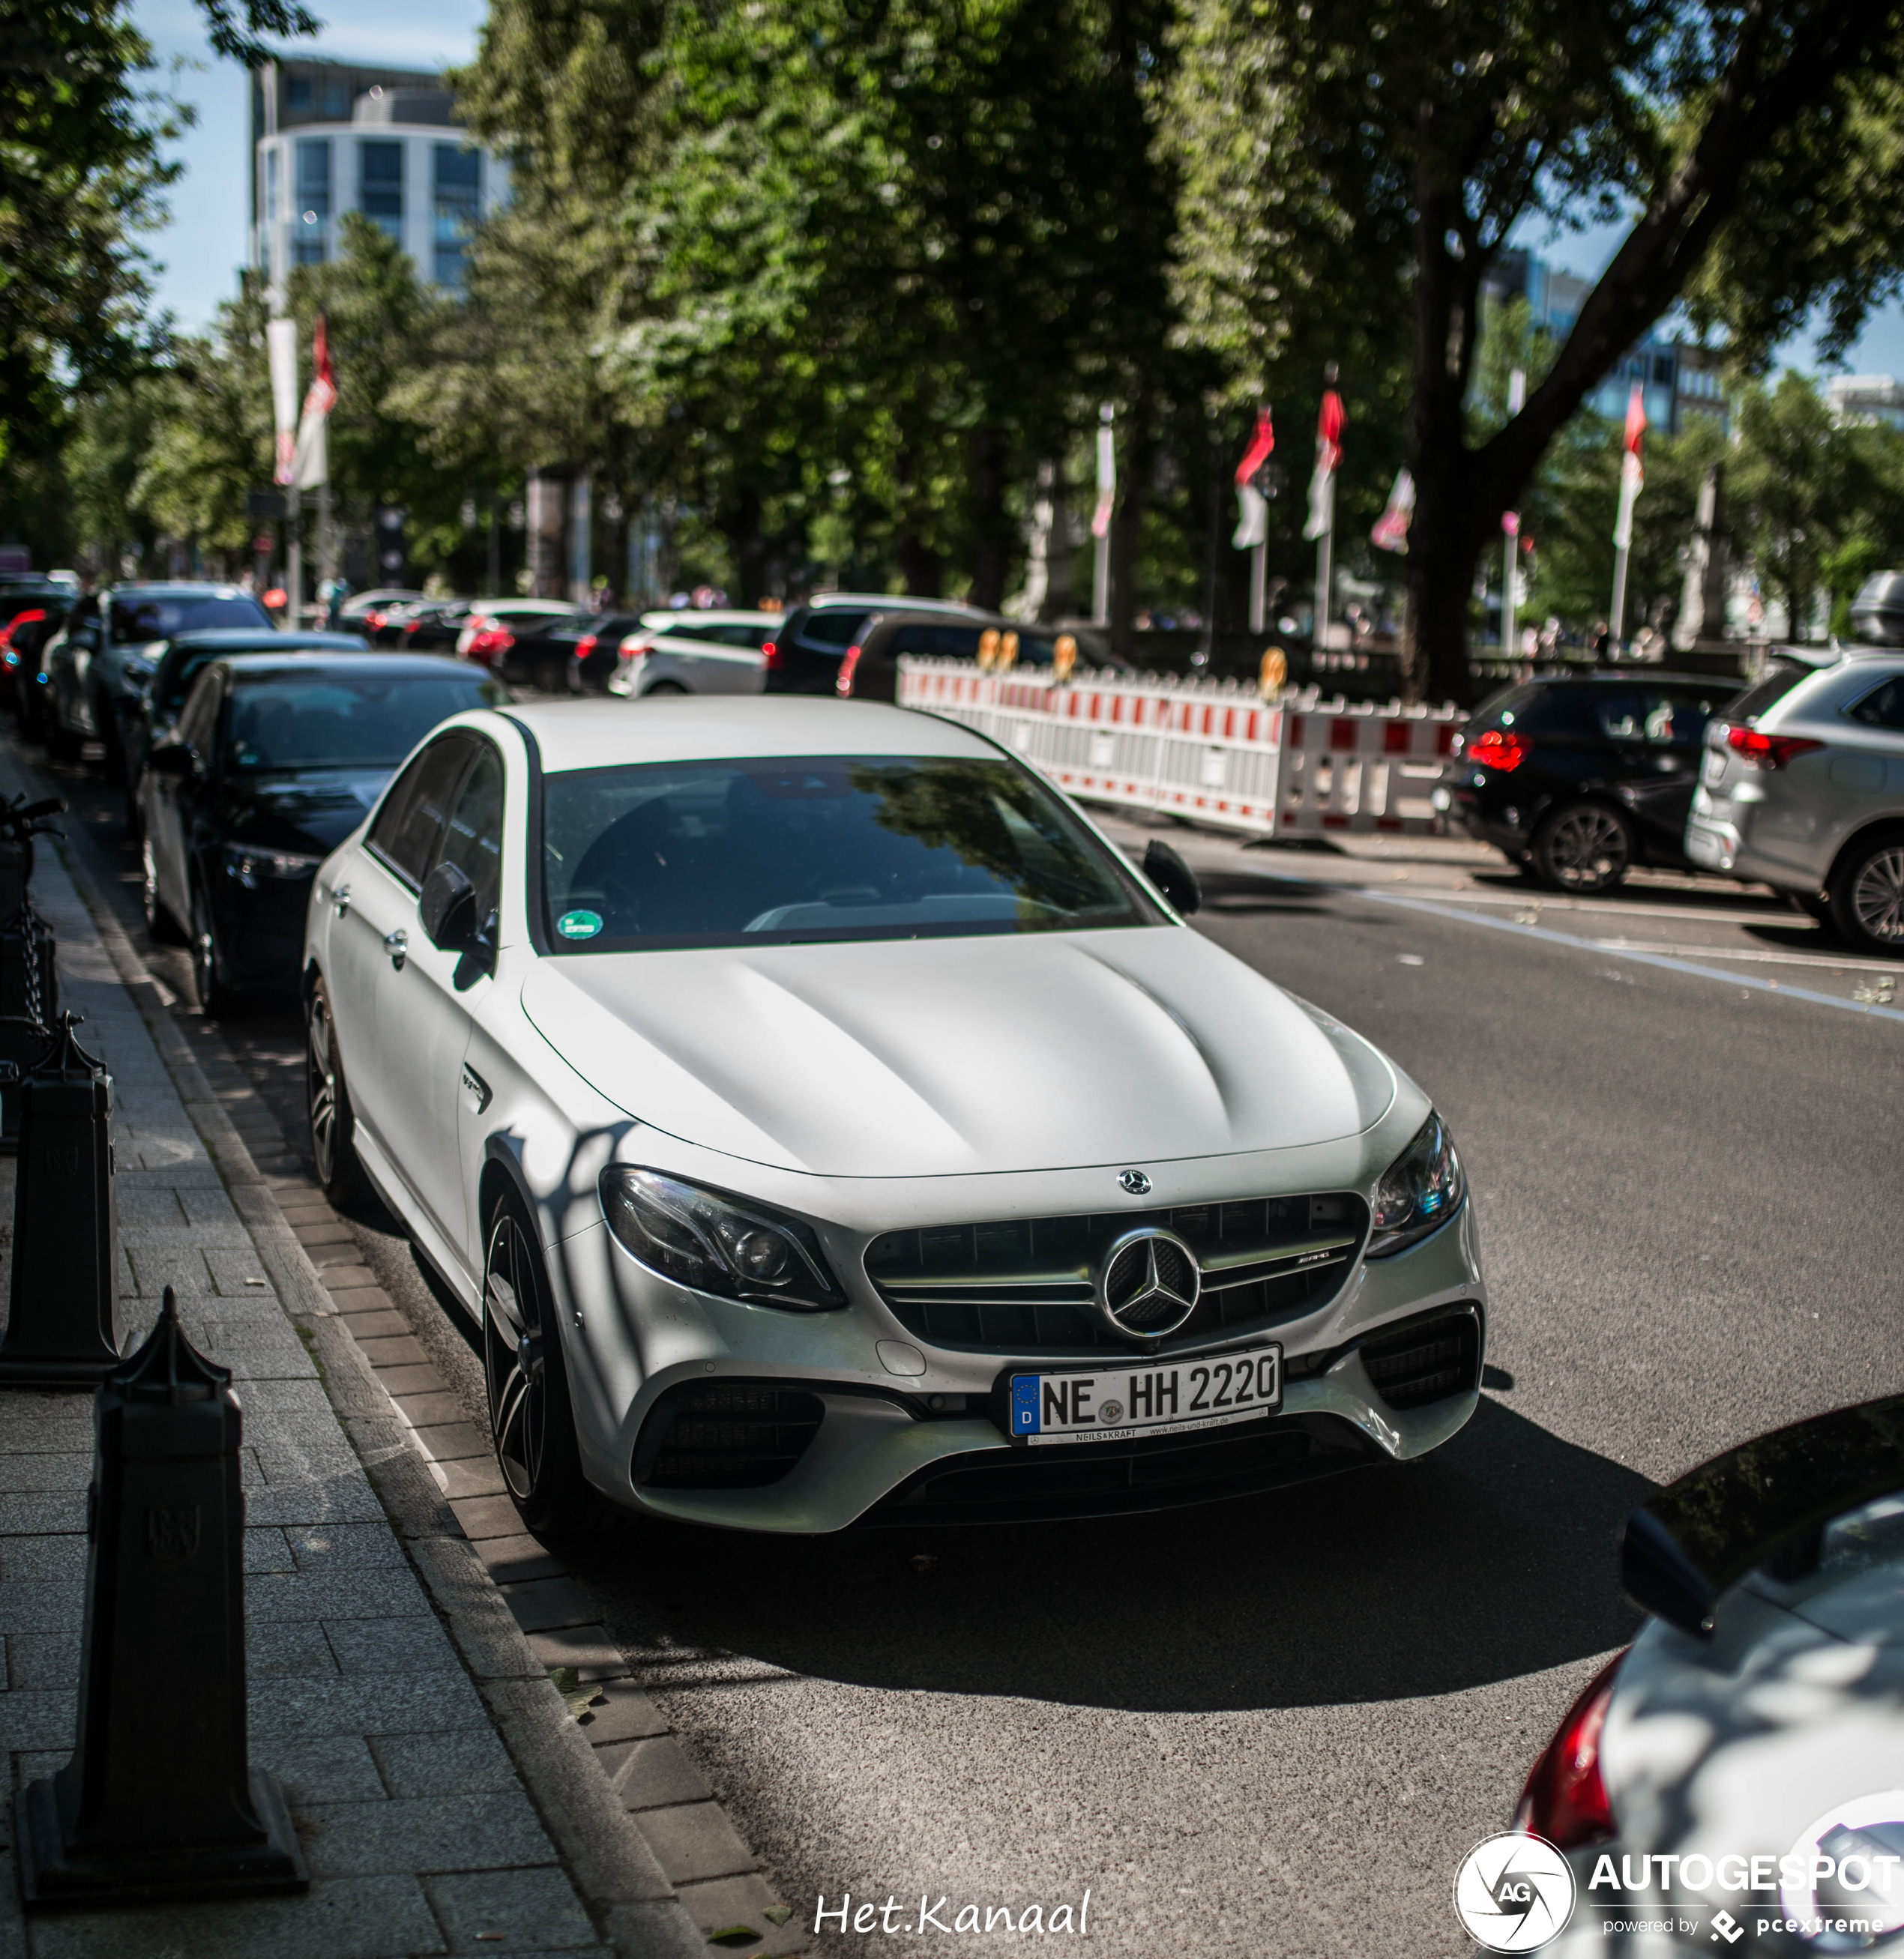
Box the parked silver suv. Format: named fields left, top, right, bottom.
left=1685, top=653, right=1904, bottom=951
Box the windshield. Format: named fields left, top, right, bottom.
left=111, top=594, right=268, bottom=641
left=225, top=674, right=504, bottom=772
left=540, top=754, right=1161, bottom=950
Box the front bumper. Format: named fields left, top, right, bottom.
left=551, top=1191, right=1486, bottom=1533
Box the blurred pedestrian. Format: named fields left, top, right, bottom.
left=320, top=573, right=351, bottom=631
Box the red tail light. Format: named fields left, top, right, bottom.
left=836, top=645, right=861, bottom=696
left=1466, top=728, right=1529, bottom=773
left=1725, top=725, right=1824, bottom=770
left=0, top=609, right=43, bottom=670
left=573, top=634, right=597, bottom=661
left=1515, top=1653, right=1623, bottom=1850
left=466, top=627, right=516, bottom=662
left=365, top=610, right=386, bottom=631
left=762, top=639, right=780, bottom=669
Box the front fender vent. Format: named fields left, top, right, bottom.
left=1358, top=1308, right=1481, bottom=1410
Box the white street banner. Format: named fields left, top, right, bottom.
left=1090, top=417, right=1116, bottom=540
left=1303, top=387, right=1345, bottom=541
left=1370, top=467, right=1415, bottom=554
left=267, top=317, right=300, bottom=487
left=290, top=313, right=338, bottom=490
left=1232, top=408, right=1275, bottom=549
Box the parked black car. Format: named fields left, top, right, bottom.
left=762, top=594, right=985, bottom=695
left=123, top=630, right=366, bottom=837
left=1438, top=671, right=1744, bottom=893
left=390, top=600, right=476, bottom=653
left=41, top=582, right=273, bottom=776
left=837, top=610, right=1130, bottom=700
left=137, top=652, right=505, bottom=1013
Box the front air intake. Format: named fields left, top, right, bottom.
left=1358, top=1308, right=1481, bottom=1410
left=633, top=1383, right=824, bottom=1490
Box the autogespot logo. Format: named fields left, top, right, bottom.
left=1454, top=1832, right=1579, bottom=1952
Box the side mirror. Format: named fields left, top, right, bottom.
left=1143, top=838, right=1201, bottom=917
left=146, top=741, right=198, bottom=779
left=419, top=860, right=480, bottom=953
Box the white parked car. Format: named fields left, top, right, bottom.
left=303, top=699, right=1486, bottom=1536
left=606, top=609, right=779, bottom=698
left=1516, top=1396, right=1904, bottom=1955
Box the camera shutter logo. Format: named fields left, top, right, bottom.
left=1453, top=1832, right=1576, bottom=1952
left=1094, top=1227, right=1201, bottom=1341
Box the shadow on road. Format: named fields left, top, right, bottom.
left=563, top=1395, right=1650, bottom=1714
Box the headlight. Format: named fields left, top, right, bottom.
left=1367, top=1112, right=1464, bottom=1257
left=600, top=1167, right=844, bottom=1311
left=225, top=846, right=324, bottom=887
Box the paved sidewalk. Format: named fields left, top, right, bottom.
left=0, top=791, right=723, bottom=1955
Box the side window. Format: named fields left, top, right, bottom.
left=432, top=743, right=504, bottom=922
left=368, top=736, right=472, bottom=888
left=796, top=609, right=869, bottom=651
left=1848, top=677, right=1904, bottom=731
left=1587, top=692, right=1642, bottom=741
left=1637, top=689, right=1720, bottom=746
left=175, top=668, right=222, bottom=751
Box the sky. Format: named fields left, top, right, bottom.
left=135, top=0, right=1904, bottom=381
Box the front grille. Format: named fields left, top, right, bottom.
left=865, top=1192, right=1366, bottom=1355
left=633, top=1384, right=825, bottom=1489
left=1359, top=1308, right=1480, bottom=1410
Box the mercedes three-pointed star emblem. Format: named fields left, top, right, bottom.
left=1094, top=1227, right=1202, bottom=1341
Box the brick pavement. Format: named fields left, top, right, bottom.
left=0, top=774, right=800, bottom=1956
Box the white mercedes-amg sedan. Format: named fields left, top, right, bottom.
left=302, top=698, right=1486, bottom=1536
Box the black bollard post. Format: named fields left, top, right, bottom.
left=0, top=792, right=64, bottom=1148
left=0, top=1012, right=122, bottom=1386
left=15, top=1286, right=309, bottom=1907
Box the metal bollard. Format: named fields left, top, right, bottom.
left=15, top=1285, right=309, bottom=1907
left=0, top=1012, right=122, bottom=1386
left=0, top=792, right=64, bottom=1148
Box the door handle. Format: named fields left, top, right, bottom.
left=332, top=883, right=352, bottom=918
left=384, top=928, right=408, bottom=971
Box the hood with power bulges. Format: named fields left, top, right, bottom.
left=519, top=925, right=1395, bottom=1177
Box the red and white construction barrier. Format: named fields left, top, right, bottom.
left=898, top=659, right=1463, bottom=839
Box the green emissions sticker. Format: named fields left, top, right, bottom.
left=556, top=909, right=603, bottom=941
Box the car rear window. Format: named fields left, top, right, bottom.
left=1724, top=665, right=1811, bottom=723
left=224, top=674, right=504, bottom=772
left=111, top=594, right=269, bottom=640
left=539, top=754, right=1163, bottom=951
left=794, top=610, right=869, bottom=651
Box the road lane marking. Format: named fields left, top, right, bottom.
left=1221, top=868, right=1904, bottom=1024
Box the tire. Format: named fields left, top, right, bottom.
left=306, top=977, right=368, bottom=1204
left=643, top=680, right=688, bottom=696
left=124, top=765, right=145, bottom=842
left=1531, top=802, right=1635, bottom=895
left=96, top=704, right=125, bottom=782
left=1828, top=833, right=1904, bottom=955
left=141, top=837, right=186, bottom=944
left=190, top=881, right=241, bottom=1016
left=44, top=714, right=79, bottom=763
left=483, top=1188, right=609, bottom=1537
left=1790, top=891, right=1832, bottom=924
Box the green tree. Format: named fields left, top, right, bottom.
left=1169, top=0, right=1904, bottom=701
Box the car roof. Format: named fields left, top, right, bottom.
left=214, top=652, right=480, bottom=683
left=805, top=591, right=981, bottom=614
left=638, top=609, right=780, bottom=627
left=168, top=630, right=361, bottom=651
left=488, top=696, right=999, bottom=770
left=1531, top=670, right=1742, bottom=689
left=106, top=582, right=252, bottom=597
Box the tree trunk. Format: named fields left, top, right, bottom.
left=967, top=425, right=1011, bottom=612
left=897, top=532, right=944, bottom=597
left=1109, top=387, right=1154, bottom=660
left=720, top=483, right=769, bottom=608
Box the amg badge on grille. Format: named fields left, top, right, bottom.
left=1094, top=1227, right=1201, bottom=1341
left=1117, top=1168, right=1152, bottom=1195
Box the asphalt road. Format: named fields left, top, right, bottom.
left=31, top=735, right=1904, bottom=1959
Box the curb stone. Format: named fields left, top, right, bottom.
left=35, top=749, right=809, bottom=1959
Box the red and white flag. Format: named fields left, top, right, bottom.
left=1303, top=387, right=1345, bottom=541
left=292, top=313, right=339, bottom=490
left=267, top=317, right=299, bottom=486
left=1370, top=468, right=1415, bottom=554
left=1612, top=382, right=1645, bottom=549
left=1232, top=408, right=1275, bottom=549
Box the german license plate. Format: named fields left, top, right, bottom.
left=1008, top=1347, right=1282, bottom=1446
left=1701, top=747, right=1727, bottom=787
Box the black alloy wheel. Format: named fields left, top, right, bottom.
left=1831, top=833, right=1904, bottom=955
left=141, top=836, right=185, bottom=944
left=483, top=1190, right=606, bottom=1536
left=190, top=881, right=240, bottom=1016
left=306, top=977, right=367, bottom=1204
left=1531, top=801, right=1635, bottom=896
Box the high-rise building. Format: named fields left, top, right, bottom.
left=250, top=58, right=510, bottom=295
left=1481, top=247, right=1731, bottom=436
